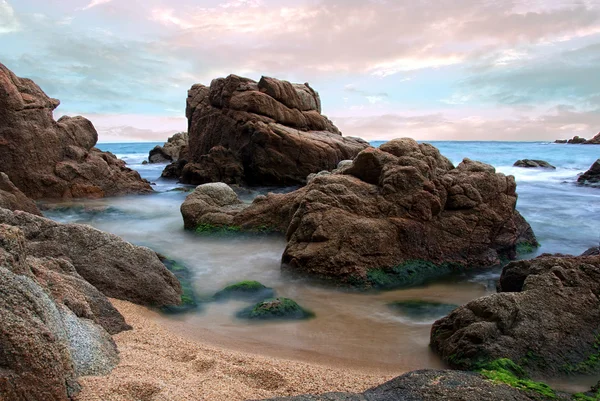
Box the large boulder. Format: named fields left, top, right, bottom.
left=182, top=139, right=537, bottom=285
left=259, top=369, right=544, bottom=401
left=430, top=254, right=600, bottom=376
left=0, top=172, right=41, bottom=215
left=148, top=132, right=188, bottom=163
left=0, top=223, right=124, bottom=400
left=0, top=208, right=182, bottom=306
left=513, top=159, right=556, bottom=169
left=0, top=62, right=152, bottom=199
left=577, top=159, right=600, bottom=186
left=176, top=75, right=369, bottom=186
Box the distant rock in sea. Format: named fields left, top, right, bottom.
left=171, top=74, right=369, bottom=186
left=513, top=159, right=556, bottom=169
left=149, top=132, right=188, bottom=163
left=554, top=132, right=600, bottom=144
left=181, top=138, right=537, bottom=286
left=0, top=62, right=152, bottom=199
left=577, top=159, right=600, bottom=187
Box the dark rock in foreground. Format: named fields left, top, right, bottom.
left=431, top=254, right=600, bottom=376
left=182, top=138, right=537, bottom=286
left=0, top=208, right=182, bottom=307
left=258, top=369, right=547, bottom=400
left=513, top=159, right=556, bottom=169
left=149, top=132, right=188, bottom=163
left=178, top=74, right=369, bottom=186
left=0, top=62, right=152, bottom=199
left=577, top=159, right=600, bottom=187
left=0, top=172, right=41, bottom=215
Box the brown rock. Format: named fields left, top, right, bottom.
left=178, top=74, right=369, bottom=186
left=0, top=62, right=153, bottom=199
left=0, top=208, right=182, bottom=306
left=513, top=159, right=556, bottom=169
left=0, top=172, right=41, bottom=215
left=577, top=159, right=600, bottom=186
left=584, top=132, right=600, bottom=144
left=430, top=254, right=600, bottom=375
left=148, top=132, right=188, bottom=163
left=182, top=139, right=536, bottom=285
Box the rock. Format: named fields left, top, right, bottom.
left=584, top=132, right=600, bottom=144
left=0, top=172, right=41, bottom=215
left=0, top=208, right=182, bottom=306
left=237, top=297, right=314, bottom=320
left=387, top=300, right=458, bottom=321
left=430, top=254, right=600, bottom=376
left=569, top=136, right=587, bottom=144
left=181, top=183, right=247, bottom=230
left=513, top=159, right=556, bottom=169
left=183, top=139, right=536, bottom=285
left=582, top=247, right=599, bottom=256
left=162, top=159, right=189, bottom=179
left=554, top=139, right=567, bottom=144
left=0, top=223, right=123, bottom=400
left=213, top=281, right=275, bottom=302
left=577, top=159, right=600, bottom=186
left=149, top=132, right=188, bottom=163
left=258, top=369, right=546, bottom=401
left=178, top=74, right=369, bottom=186
left=0, top=62, right=152, bottom=199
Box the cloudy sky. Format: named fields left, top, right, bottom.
left=1, top=0, right=599, bottom=142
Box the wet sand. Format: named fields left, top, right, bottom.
left=77, top=299, right=395, bottom=401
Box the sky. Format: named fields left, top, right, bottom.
left=1, top=0, right=600, bottom=142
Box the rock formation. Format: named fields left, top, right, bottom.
left=182, top=138, right=537, bottom=285
left=0, top=222, right=125, bottom=400
left=176, top=75, right=369, bottom=186
left=148, top=132, right=188, bottom=163
left=0, top=208, right=182, bottom=306
left=0, top=172, right=41, bottom=215
left=577, top=159, right=600, bottom=186
left=260, top=369, right=544, bottom=401
left=554, top=133, right=600, bottom=144
left=430, top=254, right=600, bottom=376
left=585, top=132, right=600, bottom=144
left=513, top=159, right=556, bottom=169
left=0, top=62, right=152, bottom=199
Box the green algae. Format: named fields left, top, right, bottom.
left=213, top=280, right=275, bottom=302
left=236, top=297, right=315, bottom=321
left=562, top=335, right=600, bottom=374
left=477, top=359, right=556, bottom=399
left=362, top=260, right=462, bottom=290
left=387, top=300, right=458, bottom=320
left=158, top=257, right=200, bottom=314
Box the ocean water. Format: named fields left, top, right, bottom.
left=45, top=140, right=600, bottom=389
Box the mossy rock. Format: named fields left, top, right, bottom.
left=476, top=358, right=556, bottom=399
left=516, top=241, right=539, bottom=256
left=236, top=297, right=314, bottom=321
left=359, top=260, right=462, bottom=290
left=158, top=256, right=200, bottom=314
left=194, top=223, right=242, bottom=236
left=213, top=280, right=275, bottom=302
left=387, top=300, right=458, bottom=320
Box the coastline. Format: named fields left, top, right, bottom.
left=77, top=299, right=395, bottom=401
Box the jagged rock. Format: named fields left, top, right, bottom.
left=0, top=172, right=41, bottom=215
left=148, top=132, right=188, bottom=163
left=513, top=159, right=556, bottom=169
left=258, top=369, right=541, bottom=401
left=584, top=132, right=600, bottom=144
left=177, top=74, right=369, bottom=186
left=582, top=247, right=600, bottom=256
left=0, top=208, right=182, bottom=306
left=577, top=159, right=600, bottom=186
left=182, top=138, right=537, bottom=285
left=0, top=62, right=152, bottom=199
left=430, top=254, right=600, bottom=376
left=0, top=223, right=123, bottom=400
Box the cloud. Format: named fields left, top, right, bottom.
left=0, top=0, right=20, bottom=34
left=81, top=0, right=112, bottom=11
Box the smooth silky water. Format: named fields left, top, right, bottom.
left=43, top=141, right=600, bottom=391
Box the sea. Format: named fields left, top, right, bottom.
left=43, top=140, right=600, bottom=390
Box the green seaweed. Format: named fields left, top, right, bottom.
left=477, top=358, right=556, bottom=399
left=236, top=297, right=315, bottom=321
left=195, top=223, right=241, bottom=235
left=158, top=257, right=200, bottom=314
left=387, top=300, right=458, bottom=320
left=213, top=280, right=275, bottom=302
left=361, top=260, right=461, bottom=290
left=562, top=335, right=600, bottom=374
left=516, top=241, right=538, bottom=255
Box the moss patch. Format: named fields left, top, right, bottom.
left=158, top=256, right=200, bottom=314
left=477, top=358, right=556, bottom=399
left=195, top=223, right=241, bottom=236
left=562, top=335, right=600, bottom=374
left=388, top=300, right=458, bottom=320
left=516, top=240, right=539, bottom=255
left=213, top=280, right=275, bottom=302
left=236, top=297, right=314, bottom=321
left=361, top=260, right=462, bottom=290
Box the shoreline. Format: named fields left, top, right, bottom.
left=77, top=299, right=395, bottom=401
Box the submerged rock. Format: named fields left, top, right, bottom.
left=0, top=172, right=41, bottom=215
left=158, top=256, right=200, bottom=314
left=148, top=132, right=188, bottom=163
left=513, top=159, right=556, bottom=169
left=237, top=297, right=314, bottom=320
left=176, top=75, right=369, bottom=186
left=388, top=300, right=458, bottom=320
left=0, top=208, right=182, bottom=307
left=183, top=138, right=537, bottom=286
left=577, top=159, right=600, bottom=186
left=214, top=281, right=275, bottom=302
left=259, top=369, right=548, bottom=400
left=430, top=254, right=600, bottom=376
left=0, top=62, right=152, bottom=199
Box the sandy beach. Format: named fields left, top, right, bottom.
left=76, top=299, right=394, bottom=401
